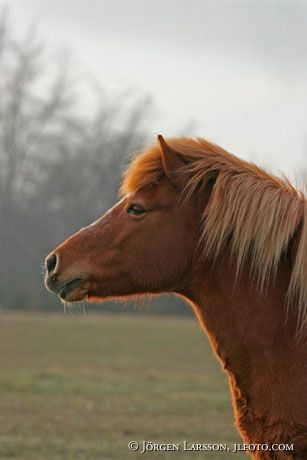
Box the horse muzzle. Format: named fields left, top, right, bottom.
left=44, top=251, right=88, bottom=302
left=45, top=274, right=86, bottom=301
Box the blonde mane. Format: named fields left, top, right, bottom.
left=121, top=138, right=307, bottom=330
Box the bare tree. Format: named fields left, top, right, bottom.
left=0, top=13, right=152, bottom=309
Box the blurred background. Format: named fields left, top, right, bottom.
left=0, top=1, right=306, bottom=459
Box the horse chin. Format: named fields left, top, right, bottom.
left=86, top=294, right=116, bottom=303
left=86, top=293, right=149, bottom=304
left=59, top=287, right=88, bottom=303
left=87, top=296, right=103, bottom=303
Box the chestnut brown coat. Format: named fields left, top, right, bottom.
left=45, top=136, right=307, bottom=459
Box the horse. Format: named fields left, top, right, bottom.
left=45, top=135, right=307, bottom=459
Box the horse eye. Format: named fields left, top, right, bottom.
left=127, top=204, right=146, bottom=216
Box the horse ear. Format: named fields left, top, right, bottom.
left=157, top=135, right=186, bottom=188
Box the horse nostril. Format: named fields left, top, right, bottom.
left=46, top=253, right=57, bottom=273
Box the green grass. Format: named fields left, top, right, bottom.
left=0, top=312, right=244, bottom=459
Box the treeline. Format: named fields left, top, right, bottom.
left=0, top=13, right=188, bottom=315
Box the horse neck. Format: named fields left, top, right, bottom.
left=183, top=255, right=307, bottom=453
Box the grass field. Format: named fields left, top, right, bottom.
left=0, top=312, right=244, bottom=460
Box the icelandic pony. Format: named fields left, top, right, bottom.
left=45, top=136, right=307, bottom=458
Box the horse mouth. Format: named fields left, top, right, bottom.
left=46, top=275, right=87, bottom=302
left=58, top=277, right=87, bottom=302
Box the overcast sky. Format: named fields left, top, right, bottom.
left=6, top=0, right=307, bottom=177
